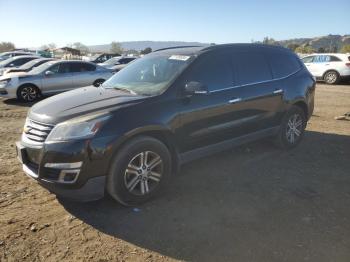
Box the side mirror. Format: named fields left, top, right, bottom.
left=45, top=70, right=54, bottom=76
left=184, top=81, right=209, bottom=95
left=9, top=63, right=15, bottom=67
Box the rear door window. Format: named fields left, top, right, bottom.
left=71, top=62, right=96, bottom=72
left=185, top=52, right=233, bottom=92
left=313, top=55, right=329, bottom=63
left=267, top=52, right=301, bottom=79
left=232, top=52, right=272, bottom=85
left=49, top=63, right=70, bottom=74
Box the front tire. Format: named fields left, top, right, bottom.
left=93, top=79, right=105, bottom=87
left=17, top=85, right=40, bottom=102
left=324, top=70, right=340, bottom=85
left=274, top=105, right=306, bottom=149
left=106, top=136, right=172, bottom=206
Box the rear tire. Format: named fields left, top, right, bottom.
left=324, top=70, right=340, bottom=85
left=106, top=136, right=172, bottom=206
left=17, top=85, right=40, bottom=102
left=274, top=105, right=306, bottom=149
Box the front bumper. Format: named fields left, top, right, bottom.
left=0, top=86, right=17, bottom=99
left=16, top=137, right=113, bottom=201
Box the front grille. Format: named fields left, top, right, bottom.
left=23, top=119, right=54, bottom=143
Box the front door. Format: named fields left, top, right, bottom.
left=41, top=62, right=74, bottom=94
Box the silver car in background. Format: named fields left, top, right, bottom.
left=98, top=56, right=138, bottom=72
left=0, top=60, right=113, bottom=102
left=0, top=55, right=40, bottom=76
left=0, top=51, right=35, bottom=61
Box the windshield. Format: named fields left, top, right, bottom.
left=29, top=61, right=56, bottom=74
left=102, top=54, right=192, bottom=96
left=102, top=56, right=122, bottom=65
left=19, top=59, right=42, bottom=69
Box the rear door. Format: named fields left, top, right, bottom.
left=71, top=62, right=97, bottom=88
left=41, top=62, right=74, bottom=93
left=227, top=51, right=285, bottom=133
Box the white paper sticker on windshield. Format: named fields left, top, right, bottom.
left=168, top=55, right=190, bottom=61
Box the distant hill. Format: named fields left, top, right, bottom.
left=87, top=35, right=350, bottom=53
left=88, top=41, right=209, bottom=52
left=278, top=34, right=350, bottom=51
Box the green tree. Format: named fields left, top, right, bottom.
left=0, top=42, right=15, bottom=52
left=317, top=47, right=325, bottom=53
left=110, top=41, right=123, bottom=54
left=287, top=43, right=300, bottom=51
left=340, top=44, right=350, bottom=53
left=40, top=43, right=56, bottom=50
left=72, top=42, right=89, bottom=54
left=295, top=45, right=315, bottom=54
left=262, top=37, right=279, bottom=46
left=140, top=47, right=152, bottom=55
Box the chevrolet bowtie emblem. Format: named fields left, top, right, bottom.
left=23, top=126, right=31, bottom=133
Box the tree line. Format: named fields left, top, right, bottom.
left=1, top=40, right=350, bottom=55
left=253, top=37, right=350, bottom=54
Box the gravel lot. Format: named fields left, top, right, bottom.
left=0, top=83, right=350, bottom=262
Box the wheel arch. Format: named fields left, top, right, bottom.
left=16, top=83, right=41, bottom=98
left=322, top=69, right=340, bottom=79
left=292, top=100, right=308, bottom=119
left=110, top=127, right=180, bottom=175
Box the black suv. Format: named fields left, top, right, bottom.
left=16, top=44, right=315, bottom=206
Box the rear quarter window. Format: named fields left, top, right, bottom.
left=268, top=52, right=301, bottom=79
left=232, top=52, right=272, bottom=85
left=329, top=56, right=342, bottom=62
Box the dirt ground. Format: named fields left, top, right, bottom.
left=0, top=83, right=350, bottom=262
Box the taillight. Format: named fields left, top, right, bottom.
left=346, top=63, right=350, bottom=67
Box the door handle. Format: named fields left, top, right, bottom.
left=273, top=89, right=283, bottom=94
left=228, top=98, right=242, bottom=104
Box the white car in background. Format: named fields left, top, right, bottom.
left=301, top=53, right=350, bottom=84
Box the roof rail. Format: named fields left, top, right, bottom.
left=202, top=43, right=287, bottom=51
left=153, top=45, right=203, bottom=52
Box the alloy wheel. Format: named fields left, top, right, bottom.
left=286, top=113, right=303, bottom=144
left=124, top=151, right=163, bottom=196
left=325, top=72, right=338, bottom=84
left=20, top=86, right=38, bottom=101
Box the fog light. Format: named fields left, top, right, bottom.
left=58, top=169, right=80, bottom=183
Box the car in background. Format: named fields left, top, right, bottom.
left=0, top=51, right=35, bottom=61
left=84, top=53, right=120, bottom=64
left=301, top=53, right=350, bottom=84
left=0, top=60, right=113, bottom=102
left=0, top=55, right=40, bottom=76
left=98, top=56, right=138, bottom=72
left=3, top=58, right=54, bottom=75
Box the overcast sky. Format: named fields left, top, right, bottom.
left=1, top=0, right=349, bottom=47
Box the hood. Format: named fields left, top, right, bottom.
left=29, top=86, right=147, bottom=124
left=0, top=72, right=35, bottom=81
left=3, top=71, right=27, bottom=77
left=110, top=64, right=125, bottom=70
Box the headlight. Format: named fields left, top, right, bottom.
left=46, top=114, right=110, bottom=142
left=0, top=78, right=10, bottom=88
